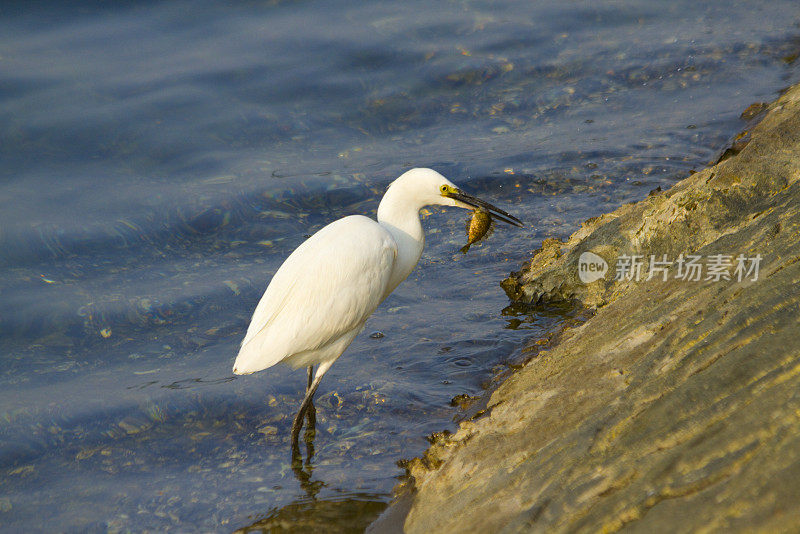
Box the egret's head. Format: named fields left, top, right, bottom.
left=385, top=168, right=523, bottom=227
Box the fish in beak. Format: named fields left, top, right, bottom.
left=444, top=188, right=524, bottom=227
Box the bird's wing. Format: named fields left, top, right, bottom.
left=235, top=215, right=397, bottom=372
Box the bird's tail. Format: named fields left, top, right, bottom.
left=233, top=336, right=283, bottom=375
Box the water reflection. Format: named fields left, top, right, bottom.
left=291, top=424, right=323, bottom=502
left=291, top=369, right=322, bottom=501
left=501, top=301, right=581, bottom=331
left=234, top=410, right=389, bottom=534
left=234, top=492, right=387, bottom=534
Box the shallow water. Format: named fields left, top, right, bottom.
left=1, top=0, right=799, bottom=531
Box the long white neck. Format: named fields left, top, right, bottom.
left=377, top=186, right=426, bottom=297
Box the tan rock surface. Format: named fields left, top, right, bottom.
left=382, top=83, right=800, bottom=533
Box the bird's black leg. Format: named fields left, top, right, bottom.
left=305, top=365, right=316, bottom=431
left=291, top=372, right=323, bottom=450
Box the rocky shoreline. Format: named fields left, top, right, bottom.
left=371, top=82, right=800, bottom=532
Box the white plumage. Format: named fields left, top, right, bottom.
left=231, top=168, right=522, bottom=444
left=234, top=215, right=396, bottom=373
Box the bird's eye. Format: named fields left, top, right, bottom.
left=440, top=185, right=448, bottom=193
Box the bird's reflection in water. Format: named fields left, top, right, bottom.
left=290, top=394, right=323, bottom=500
left=234, top=405, right=388, bottom=533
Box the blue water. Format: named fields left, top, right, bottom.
left=1, top=0, right=799, bottom=531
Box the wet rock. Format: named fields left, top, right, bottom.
left=382, top=83, right=800, bottom=532
left=739, top=101, right=769, bottom=120
left=449, top=393, right=480, bottom=411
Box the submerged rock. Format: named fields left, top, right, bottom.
left=376, top=83, right=800, bottom=532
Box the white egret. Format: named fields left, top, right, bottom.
left=232, top=168, right=523, bottom=445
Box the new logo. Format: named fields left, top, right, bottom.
left=578, top=251, right=608, bottom=283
